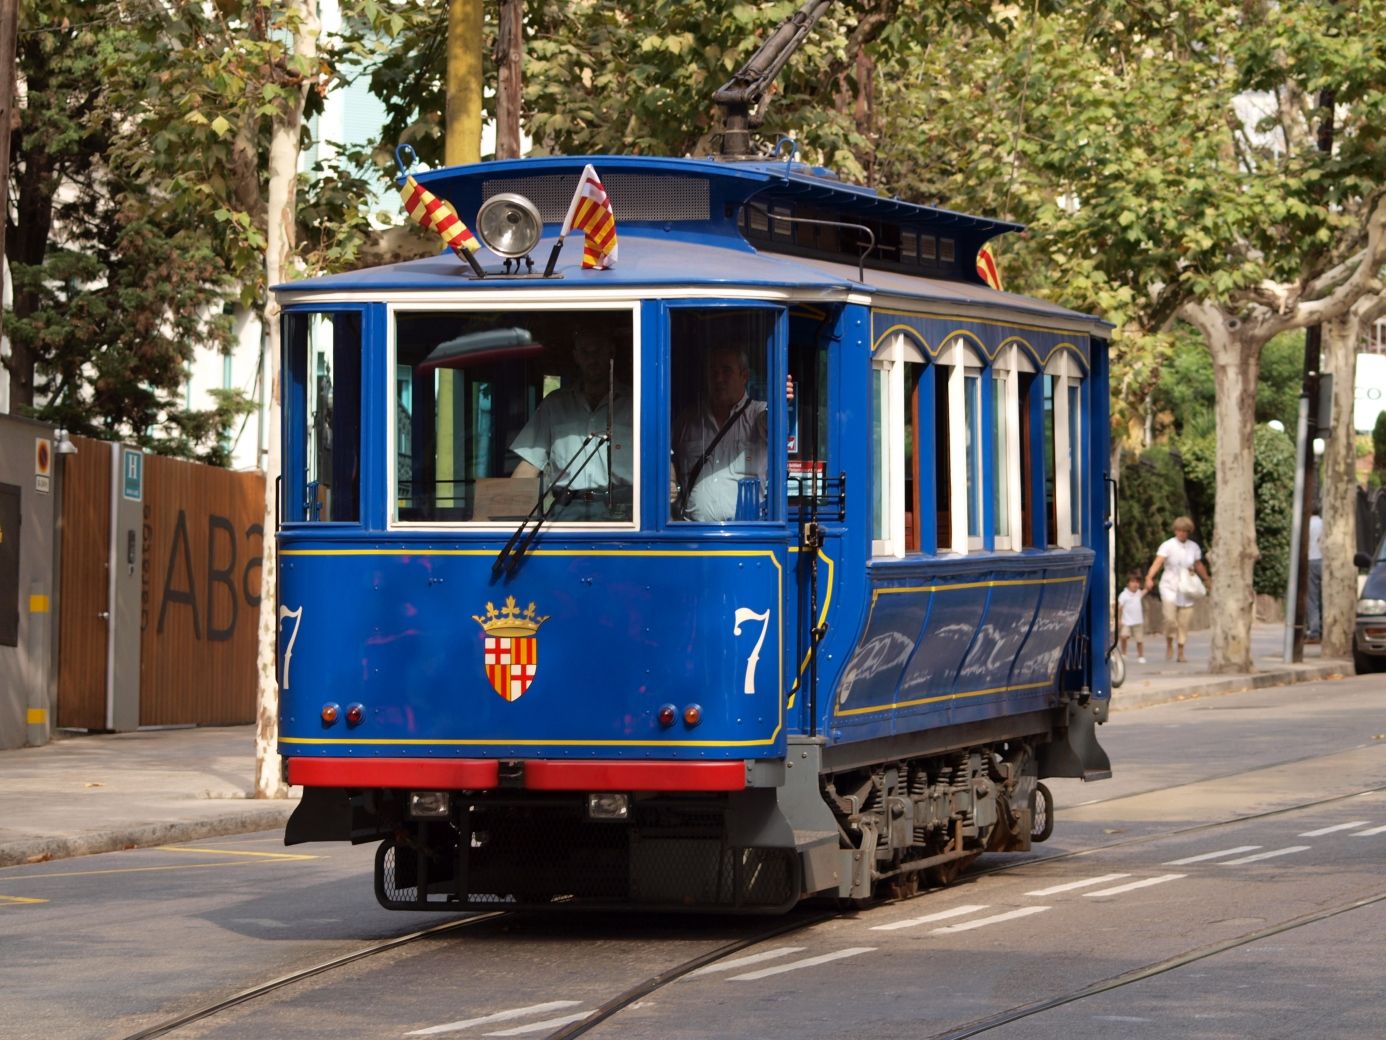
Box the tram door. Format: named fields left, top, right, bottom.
left=783, top=309, right=835, bottom=733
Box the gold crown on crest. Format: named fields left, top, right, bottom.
left=473, top=595, right=550, bottom=637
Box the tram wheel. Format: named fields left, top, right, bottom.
left=925, top=853, right=978, bottom=888
left=1031, top=782, right=1054, bottom=843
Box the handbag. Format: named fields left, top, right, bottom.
left=1178, top=569, right=1206, bottom=600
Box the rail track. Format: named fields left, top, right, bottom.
left=119, top=757, right=1386, bottom=1040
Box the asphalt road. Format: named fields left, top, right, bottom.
left=2, top=674, right=1382, bottom=1040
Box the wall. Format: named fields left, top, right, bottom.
left=0, top=415, right=59, bottom=749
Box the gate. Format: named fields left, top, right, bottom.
left=56, top=437, right=112, bottom=729
left=139, top=454, right=264, bottom=726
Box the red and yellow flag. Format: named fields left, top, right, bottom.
left=559, top=164, right=618, bottom=270
left=976, top=245, right=1003, bottom=291
left=400, top=175, right=481, bottom=259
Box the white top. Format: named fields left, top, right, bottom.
left=1307, top=514, right=1322, bottom=562
left=672, top=394, right=769, bottom=522
left=510, top=385, right=633, bottom=490
left=1118, top=587, right=1145, bottom=626
left=1156, top=536, right=1203, bottom=607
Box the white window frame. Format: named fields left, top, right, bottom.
left=938, top=337, right=984, bottom=553
left=991, top=345, right=1035, bottom=551
left=386, top=300, right=643, bottom=531
left=871, top=334, right=926, bottom=558
left=1046, top=351, right=1083, bottom=549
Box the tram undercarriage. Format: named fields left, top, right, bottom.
left=289, top=704, right=1102, bottom=913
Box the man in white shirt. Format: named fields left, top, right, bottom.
left=1306, top=512, right=1322, bottom=642
left=510, top=329, right=633, bottom=520
left=672, top=346, right=768, bottom=522
left=1145, top=515, right=1212, bottom=662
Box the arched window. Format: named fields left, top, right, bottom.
left=1043, top=350, right=1084, bottom=549
left=991, top=344, right=1036, bottom=550
left=936, top=336, right=985, bottom=553
left=871, top=333, right=928, bottom=557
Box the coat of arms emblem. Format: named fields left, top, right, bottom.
left=472, top=596, right=550, bottom=702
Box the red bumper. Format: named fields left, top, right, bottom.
left=286, top=757, right=747, bottom=792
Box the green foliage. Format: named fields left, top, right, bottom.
left=7, top=2, right=239, bottom=460
left=1149, top=330, right=1304, bottom=443
left=1252, top=424, right=1297, bottom=597
left=1374, top=412, right=1386, bottom=487
left=1115, top=447, right=1190, bottom=583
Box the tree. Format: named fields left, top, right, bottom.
left=113, top=1, right=387, bottom=795
left=1322, top=293, right=1386, bottom=659
left=872, top=1, right=1386, bottom=673
left=5, top=2, right=250, bottom=461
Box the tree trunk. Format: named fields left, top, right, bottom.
left=1323, top=296, right=1384, bottom=659
left=254, top=0, right=319, bottom=799
left=1203, top=311, right=1261, bottom=673
left=494, top=0, right=523, bottom=160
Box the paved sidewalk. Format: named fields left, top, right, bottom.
left=0, top=623, right=1353, bottom=868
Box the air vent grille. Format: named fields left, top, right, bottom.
left=481, top=173, right=710, bottom=223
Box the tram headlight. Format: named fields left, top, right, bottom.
left=476, top=193, right=543, bottom=259
left=587, top=793, right=630, bottom=821
left=409, top=791, right=451, bottom=818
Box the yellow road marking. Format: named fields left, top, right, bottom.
left=1, top=894, right=48, bottom=905
left=154, top=846, right=318, bottom=861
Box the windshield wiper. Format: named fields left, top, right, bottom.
left=493, top=433, right=608, bottom=578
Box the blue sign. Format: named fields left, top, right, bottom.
left=122, top=449, right=143, bottom=501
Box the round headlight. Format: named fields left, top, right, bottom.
left=476, top=193, right=543, bottom=258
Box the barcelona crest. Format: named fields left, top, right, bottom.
left=472, top=596, right=549, bottom=702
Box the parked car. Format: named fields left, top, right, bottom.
left=1354, top=536, right=1386, bottom=674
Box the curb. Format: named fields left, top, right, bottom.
left=0, top=804, right=298, bottom=868
left=1112, top=662, right=1352, bottom=713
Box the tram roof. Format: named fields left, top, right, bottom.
left=278, top=155, right=1110, bottom=337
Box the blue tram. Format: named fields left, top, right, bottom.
left=276, top=152, right=1113, bottom=911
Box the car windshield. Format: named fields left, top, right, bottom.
left=394, top=309, right=636, bottom=524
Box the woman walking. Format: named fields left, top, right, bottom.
left=1145, top=516, right=1212, bottom=663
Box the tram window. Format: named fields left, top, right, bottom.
left=1018, top=369, right=1036, bottom=548
left=669, top=309, right=774, bottom=523
left=871, top=333, right=927, bottom=557
left=936, top=337, right=984, bottom=552
left=1043, top=374, right=1057, bottom=545
left=393, top=309, right=635, bottom=524
left=991, top=347, right=1035, bottom=551
left=933, top=363, right=951, bottom=546
left=788, top=329, right=829, bottom=513
left=1042, top=352, right=1084, bottom=548
left=284, top=311, right=361, bottom=523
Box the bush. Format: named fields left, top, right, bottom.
left=1252, top=424, right=1296, bottom=596
left=1116, top=446, right=1190, bottom=581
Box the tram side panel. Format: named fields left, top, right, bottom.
left=276, top=547, right=788, bottom=758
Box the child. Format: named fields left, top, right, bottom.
left=1117, top=570, right=1147, bottom=664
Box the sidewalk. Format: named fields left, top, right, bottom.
left=0, top=623, right=1353, bottom=868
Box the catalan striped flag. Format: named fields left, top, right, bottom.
left=559, top=164, right=618, bottom=269
left=976, top=244, right=1002, bottom=291
left=399, top=175, right=481, bottom=259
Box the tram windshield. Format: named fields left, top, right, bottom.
left=394, top=309, right=635, bottom=524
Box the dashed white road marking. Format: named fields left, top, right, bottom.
left=406, top=1001, right=582, bottom=1036
left=1164, top=846, right=1261, bottom=865
left=1025, top=874, right=1129, bottom=896
left=730, top=947, right=875, bottom=981
left=870, top=904, right=989, bottom=931
left=1084, top=874, right=1185, bottom=897
left=1352, top=824, right=1386, bottom=837
left=682, top=946, right=806, bottom=977
left=1300, top=821, right=1370, bottom=837
left=485, top=1012, right=592, bottom=1037
left=1220, top=845, right=1311, bottom=866
left=932, top=906, right=1050, bottom=933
